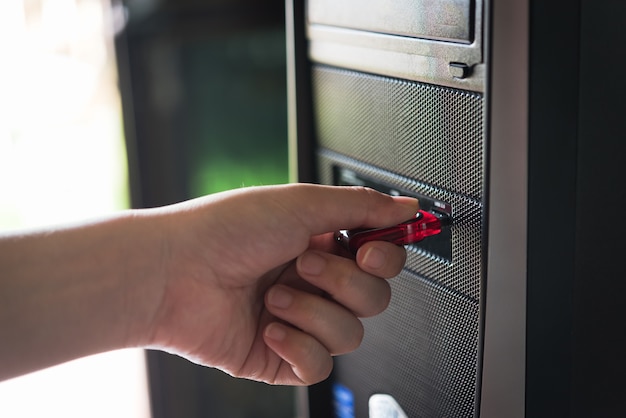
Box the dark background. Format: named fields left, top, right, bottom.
left=114, top=0, right=292, bottom=416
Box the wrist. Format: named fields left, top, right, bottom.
left=114, top=209, right=172, bottom=349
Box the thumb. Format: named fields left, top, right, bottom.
left=276, top=183, right=419, bottom=235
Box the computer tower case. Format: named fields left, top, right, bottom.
left=287, top=0, right=626, bottom=416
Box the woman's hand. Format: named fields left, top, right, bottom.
left=0, top=183, right=417, bottom=384
left=139, top=184, right=418, bottom=385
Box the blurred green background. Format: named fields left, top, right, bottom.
left=182, top=29, right=288, bottom=197
left=118, top=0, right=289, bottom=209
left=115, top=0, right=294, bottom=416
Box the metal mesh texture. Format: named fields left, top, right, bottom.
left=311, top=65, right=485, bottom=417
left=312, top=65, right=485, bottom=200
left=334, top=271, right=480, bottom=418
left=318, top=153, right=482, bottom=301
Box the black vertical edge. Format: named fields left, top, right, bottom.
left=570, top=1, right=626, bottom=416
left=286, top=0, right=316, bottom=184
left=113, top=5, right=143, bottom=209
left=114, top=15, right=189, bottom=208
left=525, top=0, right=581, bottom=415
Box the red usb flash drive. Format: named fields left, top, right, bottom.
left=335, top=210, right=450, bottom=254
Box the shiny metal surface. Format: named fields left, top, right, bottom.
left=306, top=0, right=484, bottom=92
left=480, top=0, right=528, bottom=416
left=308, top=0, right=473, bottom=43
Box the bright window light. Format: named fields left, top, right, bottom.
left=0, top=1, right=151, bottom=417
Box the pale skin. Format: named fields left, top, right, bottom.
left=0, top=183, right=418, bottom=385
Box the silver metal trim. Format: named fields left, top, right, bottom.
left=308, top=34, right=486, bottom=92
left=480, top=0, right=529, bottom=416
left=294, top=386, right=310, bottom=418
left=308, top=0, right=473, bottom=44
left=305, top=0, right=484, bottom=92
left=286, top=0, right=299, bottom=183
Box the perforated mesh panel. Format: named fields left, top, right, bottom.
left=318, top=153, right=483, bottom=300
left=313, top=66, right=484, bottom=199
left=335, top=271, right=480, bottom=417
left=312, top=65, right=485, bottom=417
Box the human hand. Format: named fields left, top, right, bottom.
left=135, top=184, right=418, bottom=386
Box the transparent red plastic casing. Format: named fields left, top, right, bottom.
left=335, top=210, right=447, bottom=254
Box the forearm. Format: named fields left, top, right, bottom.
left=0, top=212, right=161, bottom=380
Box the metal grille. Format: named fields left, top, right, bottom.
left=318, top=152, right=483, bottom=301
left=312, top=65, right=486, bottom=417
left=335, top=271, right=480, bottom=418
left=312, top=65, right=485, bottom=200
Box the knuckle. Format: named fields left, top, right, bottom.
left=317, top=358, right=333, bottom=382
left=348, top=186, right=388, bottom=224
left=334, top=320, right=364, bottom=355
left=335, top=267, right=357, bottom=294
left=375, top=284, right=392, bottom=314
left=359, top=281, right=391, bottom=317
left=299, top=345, right=333, bottom=385
left=300, top=298, right=325, bottom=324
left=389, top=248, right=408, bottom=277
left=347, top=322, right=365, bottom=352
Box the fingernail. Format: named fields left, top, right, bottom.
left=299, top=252, right=326, bottom=276
left=265, top=323, right=286, bottom=342
left=362, top=247, right=386, bottom=269
left=268, top=286, right=293, bottom=309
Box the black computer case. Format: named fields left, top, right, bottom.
left=288, top=0, right=626, bottom=416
